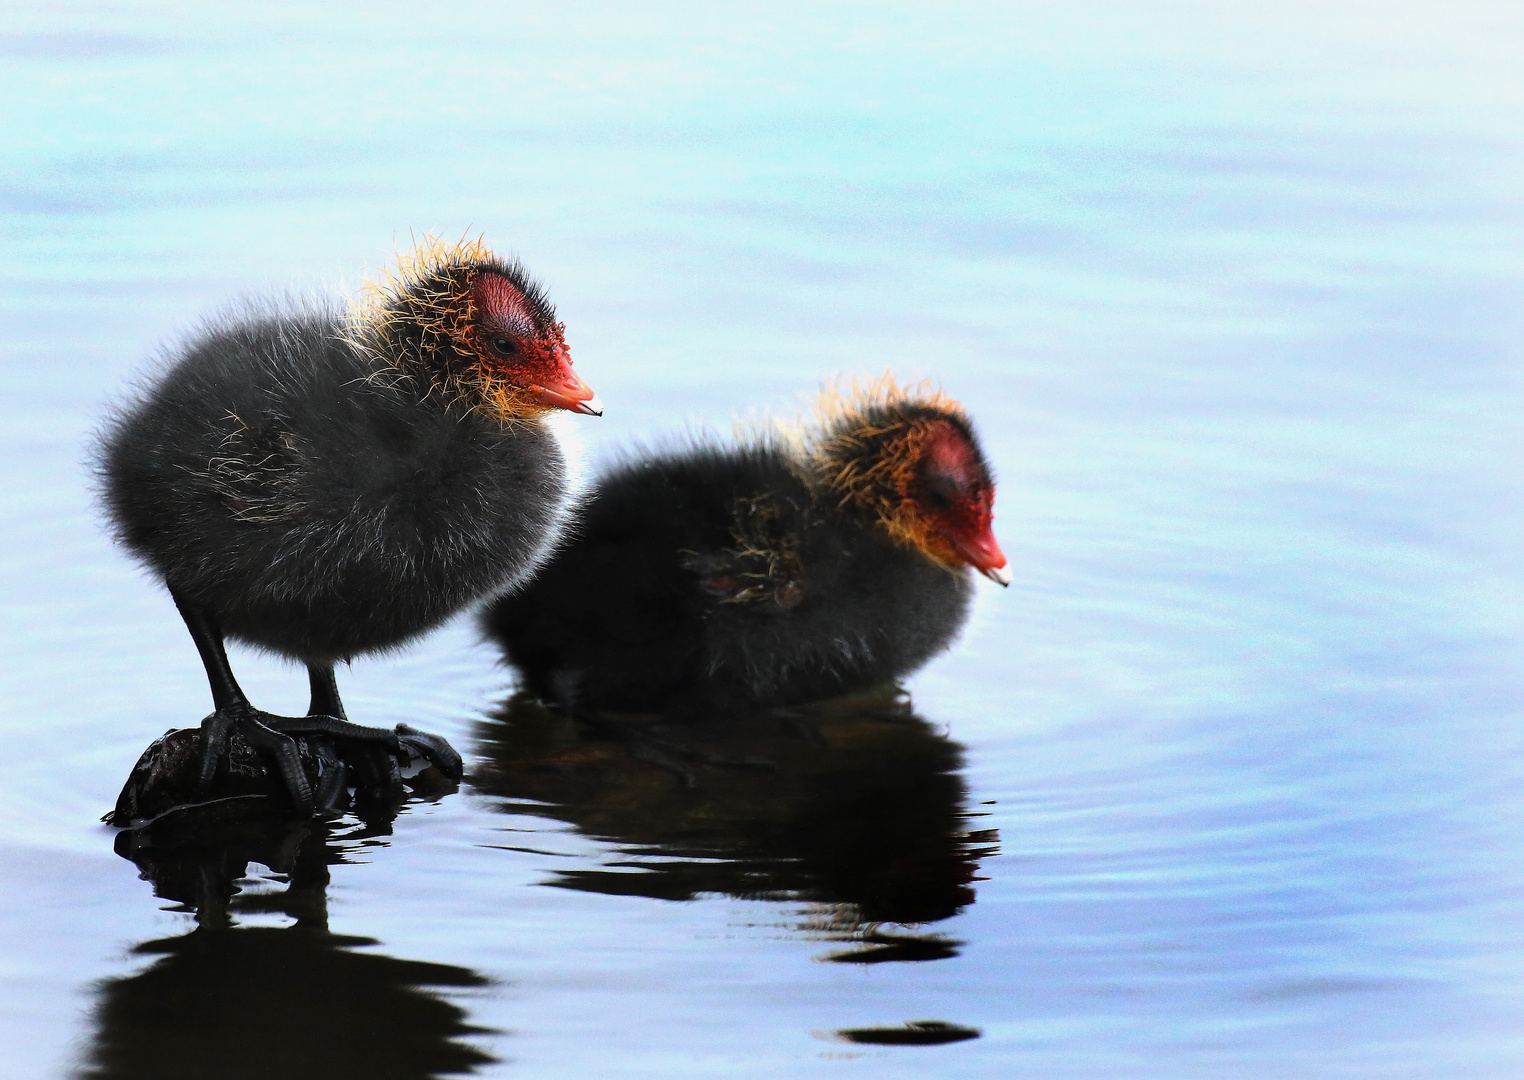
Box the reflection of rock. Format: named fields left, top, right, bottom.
left=471, top=688, right=999, bottom=950
left=84, top=814, right=497, bottom=1079
left=82, top=926, right=496, bottom=1080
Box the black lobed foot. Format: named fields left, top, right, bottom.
left=396, top=724, right=466, bottom=781
left=262, top=715, right=465, bottom=783
left=197, top=707, right=313, bottom=812
left=193, top=708, right=465, bottom=816
left=310, top=739, right=351, bottom=815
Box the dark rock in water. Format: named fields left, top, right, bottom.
left=107, top=727, right=323, bottom=827
left=106, top=725, right=460, bottom=829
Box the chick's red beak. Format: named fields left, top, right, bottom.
left=952, top=525, right=1011, bottom=587
left=528, top=360, right=602, bottom=416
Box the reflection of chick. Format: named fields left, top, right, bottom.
left=484, top=378, right=1008, bottom=713
left=87, top=818, right=497, bottom=1079
left=97, top=237, right=600, bottom=812
left=472, top=689, right=999, bottom=930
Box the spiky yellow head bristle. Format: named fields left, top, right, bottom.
left=809, top=371, right=963, bottom=430
left=807, top=372, right=978, bottom=566
left=350, top=233, right=493, bottom=321
left=341, top=233, right=549, bottom=423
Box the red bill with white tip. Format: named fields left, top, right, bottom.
left=952, top=526, right=1010, bottom=587
left=530, top=366, right=602, bottom=416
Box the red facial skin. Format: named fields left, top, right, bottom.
left=470, top=272, right=601, bottom=415
left=916, top=425, right=1009, bottom=584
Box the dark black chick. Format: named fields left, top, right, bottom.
left=97, top=236, right=602, bottom=814
left=483, top=378, right=1008, bottom=714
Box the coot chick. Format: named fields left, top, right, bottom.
left=98, top=236, right=601, bottom=813
left=483, top=377, right=1007, bottom=713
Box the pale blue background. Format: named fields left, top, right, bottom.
left=2, top=2, right=1522, bottom=1076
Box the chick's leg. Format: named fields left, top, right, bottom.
left=170, top=587, right=311, bottom=812
left=272, top=663, right=465, bottom=783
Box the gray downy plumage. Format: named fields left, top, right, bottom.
left=98, top=296, right=571, bottom=663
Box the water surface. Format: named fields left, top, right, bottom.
left=2, top=2, right=1523, bottom=1077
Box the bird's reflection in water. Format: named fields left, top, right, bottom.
left=472, top=687, right=999, bottom=962
left=83, top=809, right=497, bottom=1080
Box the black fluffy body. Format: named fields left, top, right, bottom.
left=482, top=438, right=973, bottom=713
left=99, top=298, right=568, bottom=663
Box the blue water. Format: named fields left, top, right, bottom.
left=2, top=2, right=1523, bottom=1076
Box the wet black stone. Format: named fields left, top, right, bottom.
left=106, top=727, right=325, bottom=827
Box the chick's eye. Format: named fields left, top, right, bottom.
left=488, top=336, right=517, bottom=357
left=921, top=472, right=961, bottom=511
